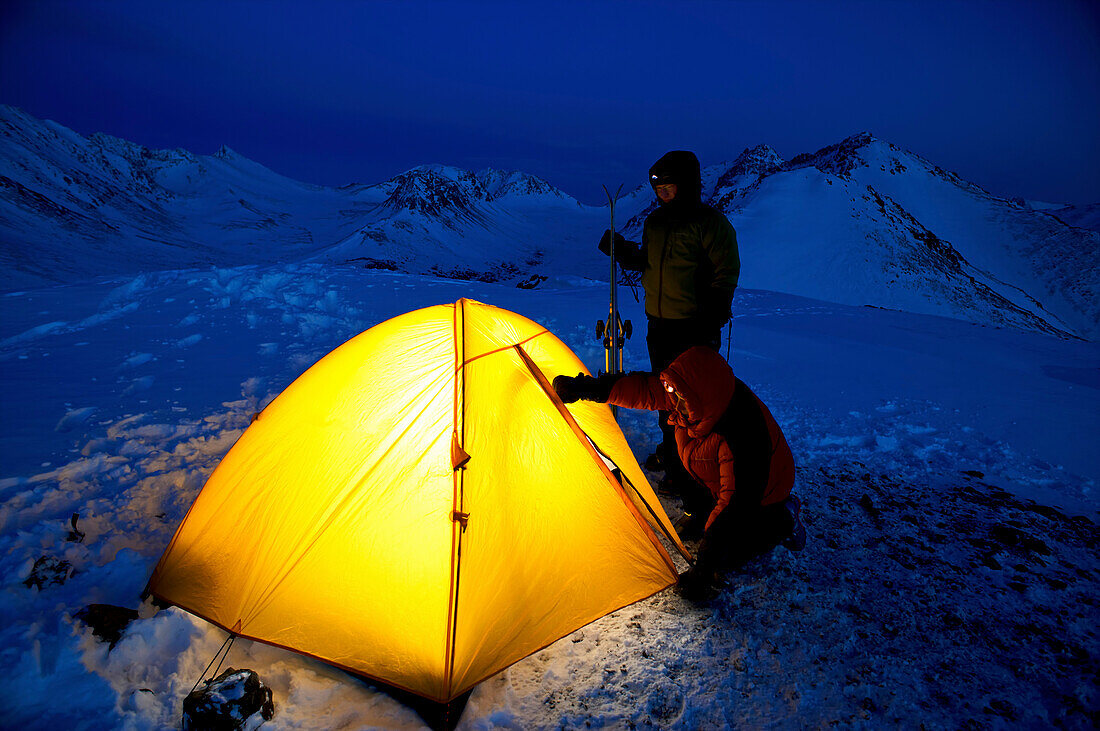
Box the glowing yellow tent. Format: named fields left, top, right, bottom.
left=147, top=298, right=689, bottom=703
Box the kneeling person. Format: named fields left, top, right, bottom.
left=553, top=347, right=804, bottom=601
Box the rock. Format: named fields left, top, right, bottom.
left=980, top=553, right=1002, bottom=570
left=23, top=556, right=74, bottom=589
left=990, top=524, right=1053, bottom=557
left=516, top=273, right=547, bottom=289
left=74, top=604, right=140, bottom=648
left=859, top=494, right=882, bottom=525
left=67, top=513, right=86, bottom=543
left=983, top=697, right=1018, bottom=720
left=183, top=668, right=274, bottom=731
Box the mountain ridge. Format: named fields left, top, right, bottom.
left=1, top=105, right=1095, bottom=339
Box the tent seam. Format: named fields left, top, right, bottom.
left=454, top=329, right=550, bottom=371
left=444, top=298, right=467, bottom=699
left=513, top=345, right=679, bottom=577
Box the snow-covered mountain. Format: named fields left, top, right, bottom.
left=2, top=106, right=1096, bottom=339
left=0, top=106, right=591, bottom=291
left=674, top=139, right=1086, bottom=338
left=781, top=133, right=1098, bottom=340
left=321, top=163, right=593, bottom=284
left=0, top=106, right=377, bottom=288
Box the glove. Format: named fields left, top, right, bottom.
left=552, top=373, right=620, bottom=404
left=553, top=374, right=597, bottom=404
left=699, top=287, right=734, bottom=329
left=598, top=229, right=628, bottom=257
left=553, top=374, right=583, bottom=403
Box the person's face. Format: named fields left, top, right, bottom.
left=663, top=380, right=690, bottom=419
left=655, top=183, right=677, bottom=203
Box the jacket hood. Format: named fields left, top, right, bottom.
left=660, top=346, right=735, bottom=437
left=649, top=150, right=702, bottom=205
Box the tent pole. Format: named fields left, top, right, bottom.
left=444, top=298, right=469, bottom=699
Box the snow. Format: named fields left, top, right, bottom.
left=6, top=105, right=1097, bottom=341
left=1, top=261, right=1097, bottom=729
left=1, top=104, right=1097, bottom=728
left=813, top=135, right=1100, bottom=339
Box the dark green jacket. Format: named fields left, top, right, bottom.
left=640, top=202, right=739, bottom=321
left=613, top=150, right=740, bottom=322
left=616, top=202, right=740, bottom=322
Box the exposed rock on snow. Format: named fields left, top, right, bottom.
left=23, top=556, right=74, bottom=589
left=182, top=668, right=274, bottom=731
left=789, top=463, right=1099, bottom=727
left=73, top=604, right=140, bottom=649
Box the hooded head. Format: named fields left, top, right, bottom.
left=649, top=150, right=702, bottom=205
left=659, top=346, right=735, bottom=437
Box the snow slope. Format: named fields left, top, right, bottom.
left=0, top=106, right=375, bottom=288
left=1049, top=203, right=1100, bottom=234
left=1, top=261, right=1097, bottom=729
left=714, top=162, right=1068, bottom=336
left=792, top=134, right=1099, bottom=339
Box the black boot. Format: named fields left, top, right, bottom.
left=673, top=511, right=706, bottom=542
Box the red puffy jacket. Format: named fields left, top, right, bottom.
left=607, top=347, right=795, bottom=530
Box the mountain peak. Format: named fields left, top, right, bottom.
left=214, top=145, right=241, bottom=161
left=379, top=164, right=574, bottom=212
left=477, top=168, right=572, bottom=202
left=841, top=131, right=878, bottom=148
left=728, top=144, right=785, bottom=177
left=786, top=132, right=888, bottom=177
left=381, top=166, right=488, bottom=217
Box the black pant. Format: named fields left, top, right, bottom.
left=701, top=500, right=793, bottom=572
left=645, top=316, right=723, bottom=495
left=645, top=315, right=723, bottom=371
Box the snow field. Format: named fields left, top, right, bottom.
left=1, top=263, right=1096, bottom=729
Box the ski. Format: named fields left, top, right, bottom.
left=596, top=185, right=631, bottom=410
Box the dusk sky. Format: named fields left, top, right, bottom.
left=2, top=0, right=1097, bottom=206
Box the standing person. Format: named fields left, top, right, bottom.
left=553, top=346, right=804, bottom=602
left=599, top=150, right=740, bottom=517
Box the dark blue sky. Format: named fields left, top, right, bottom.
left=2, top=0, right=1097, bottom=205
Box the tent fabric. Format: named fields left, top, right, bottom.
left=147, top=298, right=689, bottom=703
